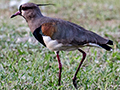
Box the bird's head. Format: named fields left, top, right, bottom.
left=11, top=3, right=54, bottom=21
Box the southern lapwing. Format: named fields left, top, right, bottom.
left=11, top=3, right=113, bottom=88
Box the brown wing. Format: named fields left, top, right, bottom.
left=39, top=18, right=112, bottom=48
left=48, top=19, right=109, bottom=46
left=41, top=22, right=57, bottom=38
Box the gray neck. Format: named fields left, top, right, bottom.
left=25, top=11, right=43, bottom=22
left=27, top=15, right=44, bottom=33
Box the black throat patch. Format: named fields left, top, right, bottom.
left=33, top=26, right=46, bottom=47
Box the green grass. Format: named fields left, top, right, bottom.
left=0, top=0, right=120, bottom=90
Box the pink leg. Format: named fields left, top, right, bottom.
left=72, top=49, right=86, bottom=88
left=56, top=51, right=62, bottom=86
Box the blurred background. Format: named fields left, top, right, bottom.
left=0, top=0, right=120, bottom=89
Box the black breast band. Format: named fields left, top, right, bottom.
left=33, top=26, right=46, bottom=47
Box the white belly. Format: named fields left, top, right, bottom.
left=43, top=36, right=77, bottom=51
left=42, top=36, right=101, bottom=51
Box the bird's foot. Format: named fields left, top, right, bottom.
left=72, top=77, right=77, bottom=89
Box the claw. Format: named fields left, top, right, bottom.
left=72, top=77, right=77, bottom=89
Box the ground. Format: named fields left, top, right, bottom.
left=0, top=0, right=120, bottom=90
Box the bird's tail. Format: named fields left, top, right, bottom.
left=99, top=40, right=113, bottom=51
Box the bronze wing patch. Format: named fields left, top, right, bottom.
left=41, top=22, right=57, bottom=38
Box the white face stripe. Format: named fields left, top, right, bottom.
left=21, top=10, right=25, bottom=16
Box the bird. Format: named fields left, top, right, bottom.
left=11, top=3, right=113, bottom=89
